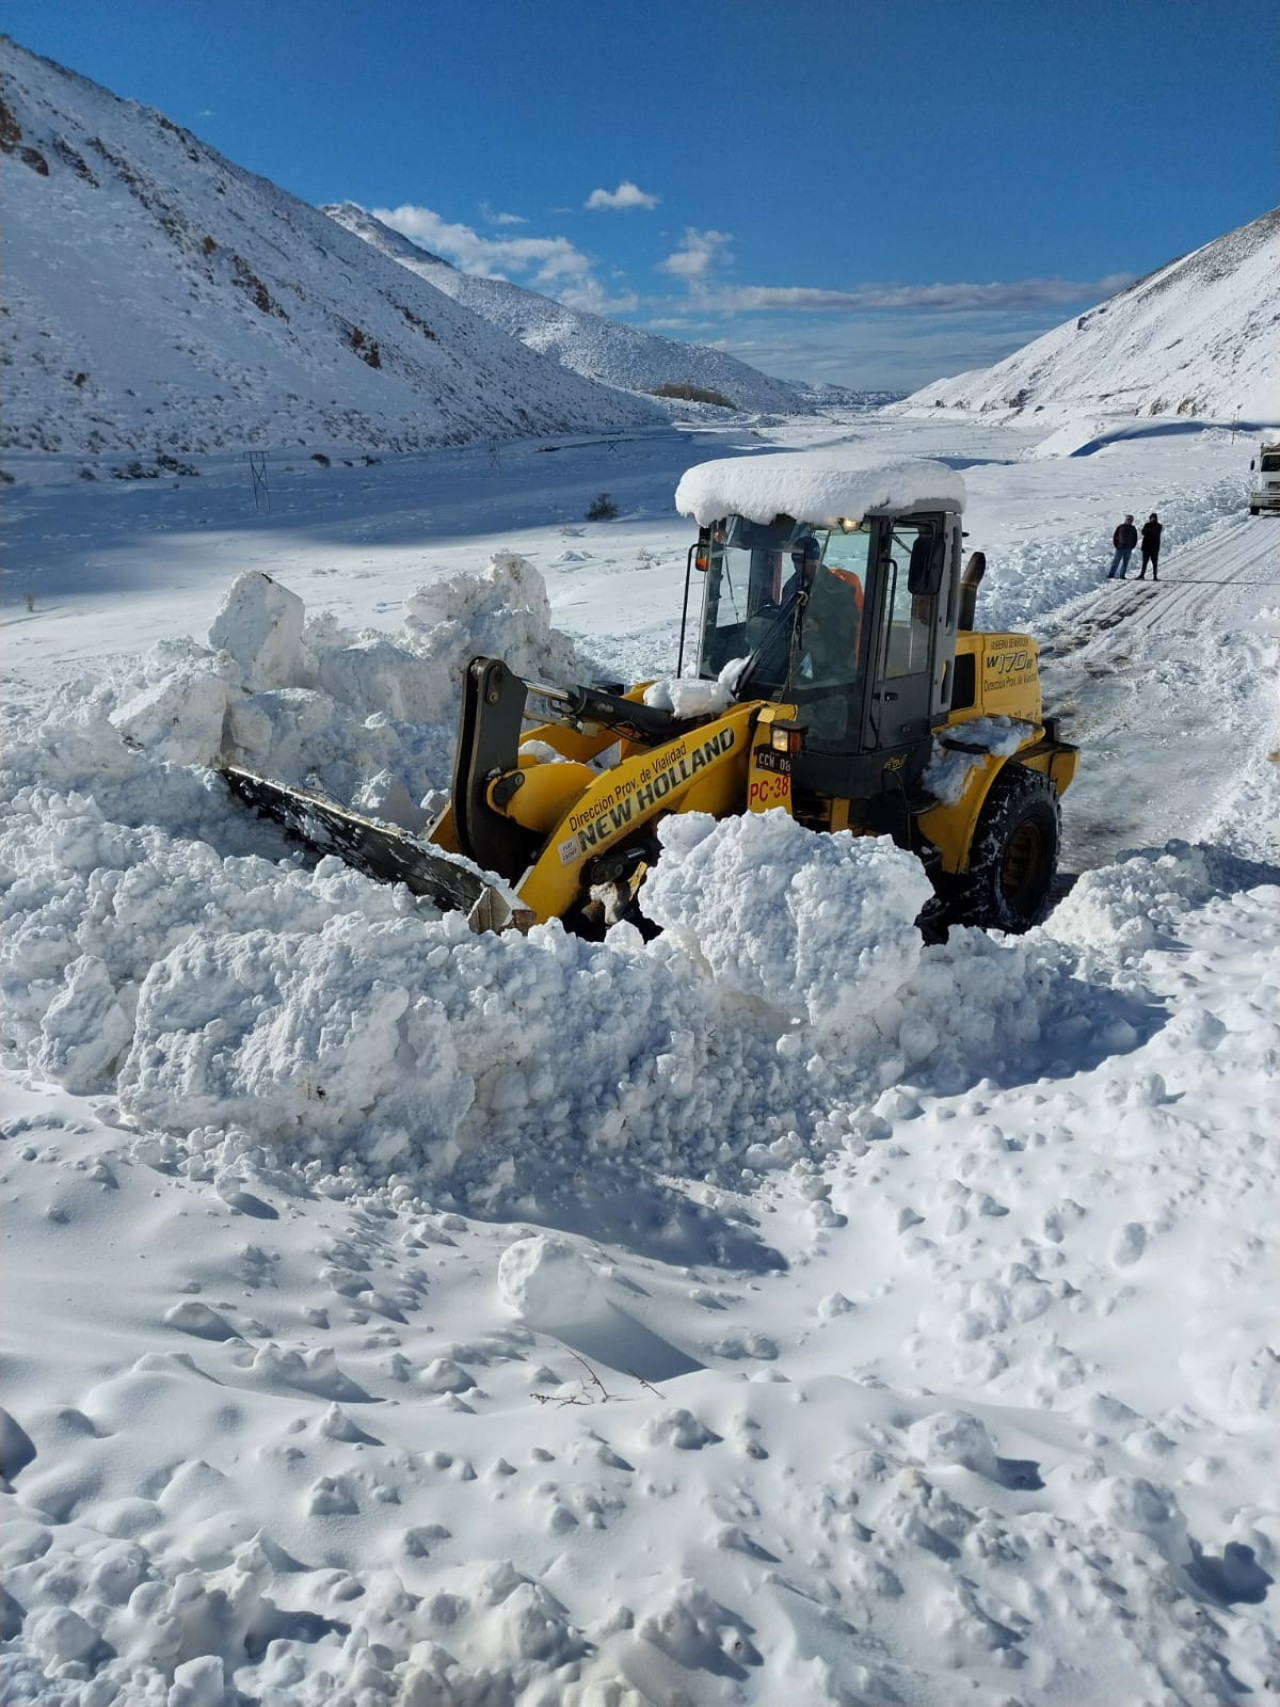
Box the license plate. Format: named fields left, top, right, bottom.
left=755, top=747, right=792, bottom=775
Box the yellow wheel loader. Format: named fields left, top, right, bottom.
left=223, top=456, right=1077, bottom=937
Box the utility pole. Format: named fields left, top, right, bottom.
left=248, top=450, right=271, bottom=512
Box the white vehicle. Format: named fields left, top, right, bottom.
left=1248, top=441, right=1280, bottom=515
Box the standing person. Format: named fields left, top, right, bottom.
left=1138, top=512, right=1163, bottom=580
left=1107, top=515, right=1138, bottom=579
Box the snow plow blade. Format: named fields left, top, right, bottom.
left=220, top=765, right=535, bottom=934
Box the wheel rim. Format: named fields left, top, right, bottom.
left=1000, top=821, right=1044, bottom=907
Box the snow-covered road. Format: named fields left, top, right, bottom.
left=1040, top=510, right=1280, bottom=871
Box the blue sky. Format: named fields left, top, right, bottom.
left=5, top=0, right=1277, bottom=390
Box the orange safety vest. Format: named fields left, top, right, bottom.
left=828, top=565, right=865, bottom=613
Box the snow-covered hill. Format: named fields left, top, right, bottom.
left=0, top=37, right=662, bottom=456
left=325, top=201, right=815, bottom=416
left=905, top=206, right=1280, bottom=421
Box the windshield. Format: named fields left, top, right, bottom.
left=698, top=519, right=871, bottom=742
left=696, top=516, right=799, bottom=681
left=1261, top=452, right=1280, bottom=472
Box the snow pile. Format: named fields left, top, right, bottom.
left=0, top=556, right=589, bottom=823
left=0, top=769, right=1100, bottom=1187
left=0, top=567, right=1121, bottom=1191
left=645, top=812, right=933, bottom=1030
left=397, top=551, right=586, bottom=719
left=675, top=453, right=965, bottom=528
left=644, top=812, right=1100, bottom=1100
left=1045, top=838, right=1278, bottom=962
left=113, top=907, right=739, bottom=1177
left=223, top=554, right=588, bottom=806
left=208, top=570, right=306, bottom=691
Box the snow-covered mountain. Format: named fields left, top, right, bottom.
left=0, top=37, right=662, bottom=456
left=906, top=206, right=1280, bottom=421
left=325, top=202, right=815, bottom=416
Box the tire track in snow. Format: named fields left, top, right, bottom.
left=1116, top=513, right=1280, bottom=635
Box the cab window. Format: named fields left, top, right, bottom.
left=878, top=522, right=933, bottom=679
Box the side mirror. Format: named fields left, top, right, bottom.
left=907, top=535, right=945, bottom=597
left=1250, top=459, right=1256, bottom=471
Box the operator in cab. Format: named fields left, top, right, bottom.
left=788, top=536, right=864, bottom=685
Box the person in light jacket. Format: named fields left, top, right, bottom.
left=1107, top=515, right=1138, bottom=579
left=1137, top=513, right=1163, bottom=581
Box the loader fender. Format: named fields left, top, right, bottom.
left=916, top=750, right=1011, bottom=877
left=916, top=721, right=1076, bottom=879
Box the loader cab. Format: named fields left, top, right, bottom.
left=693, top=505, right=962, bottom=804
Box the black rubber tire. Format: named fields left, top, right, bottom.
left=954, top=762, right=1061, bottom=933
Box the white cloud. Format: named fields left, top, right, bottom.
left=641, top=262, right=1141, bottom=390
left=556, top=279, right=642, bottom=316
left=686, top=273, right=1136, bottom=314
left=371, top=203, right=592, bottom=288
left=585, top=181, right=660, bottom=211
left=705, top=311, right=1101, bottom=392
left=479, top=201, right=528, bottom=227
left=354, top=199, right=1136, bottom=392
left=644, top=316, right=714, bottom=332
left=657, top=228, right=733, bottom=281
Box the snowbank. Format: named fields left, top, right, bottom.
left=0, top=562, right=1117, bottom=1194
left=1045, top=838, right=1280, bottom=961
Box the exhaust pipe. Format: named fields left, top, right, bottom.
left=958, top=551, right=986, bottom=631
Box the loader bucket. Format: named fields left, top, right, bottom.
left=220, top=765, right=535, bottom=933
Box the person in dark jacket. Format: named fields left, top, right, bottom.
left=1137, top=513, right=1163, bottom=580
left=1107, top=515, right=1139, bottom=579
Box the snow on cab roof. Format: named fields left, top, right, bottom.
left=674, top=454, right=966, bottom=528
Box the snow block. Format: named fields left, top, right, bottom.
left=110, top=665, right=230, bottom=767
left=36, top=953, right=132, bottom=1093
left=497, top=1235, right=603, bottom=1327
left=645, top=811, right=931, bottom=1031
left=209, top=570, right=304, bottom=692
